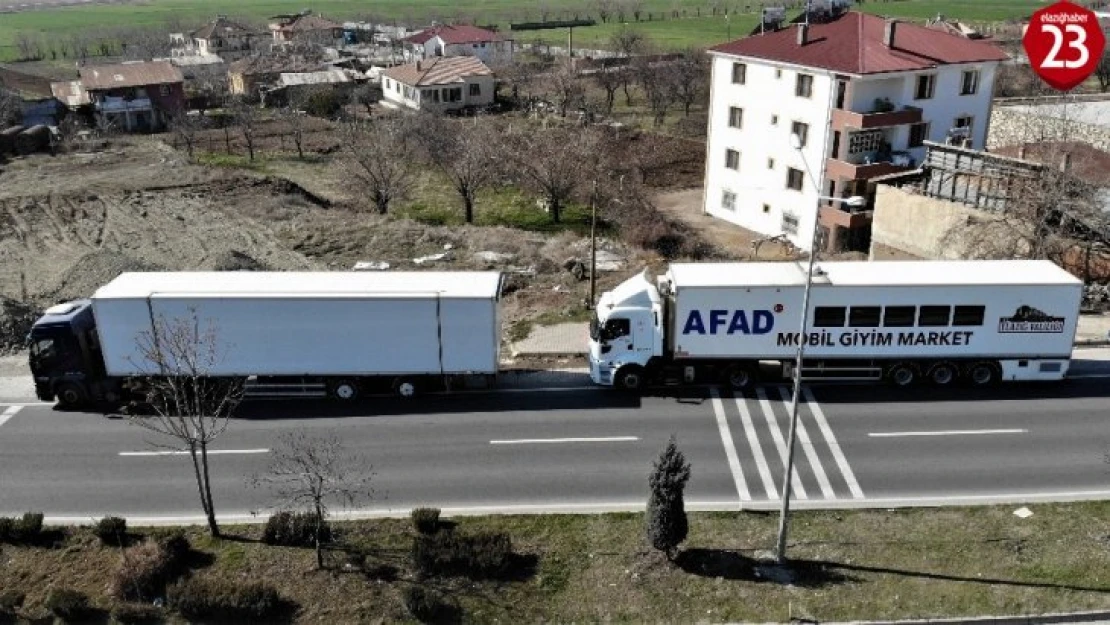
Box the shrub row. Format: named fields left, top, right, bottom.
left=44, top=588, right=93, bottom=623
left=0, top=512, right=43, bottom=544
left=112, top=531, right=191, bottom=602
left=412, top=530, right=513, bottom=579
left=262, top=510, right=331, bottom=547
left=95, top=516, right=127, bottom=546
left=167, top=577, right=286, bottom=622
left=410, top=507, right=441, bottom=535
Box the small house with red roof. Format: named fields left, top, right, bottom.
left=403, top=24, right=513, bottom=65
left=381, top=56, right=494, bottom=113
left=703, top=11, right=1009, bottom=253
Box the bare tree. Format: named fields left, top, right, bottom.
left=1096, top=52, right=1110, bottom=94
left=124, top=309, right=245, bottom=538
left=230, top=98, right=259, bottom=161
left=637, top=60, right=675, bottom=127
left=594, top=0, right=614, bottom=23
left=350, top=83, right=378, bottom=116
left=670, top=50, right=709, bottom=117
left=16, top=33, right=40, bottom=61
left=343, top=117, right=415, bottom=214
left=507, top=127, right=595, bottom=223
left=433, top=118, right=501, bottom=224
left=251, top=430, right=374, bottom=569
left=548, top=61, right=587, bottom=118
left=280, top=94, right=308, bottom=159
left=594, top=68, right=624, bottom=115
left=0, top=89, right=21, bottom=128
left=610, top=25, right=646, bottom=58
left=169, top=108, right=205, bottom=160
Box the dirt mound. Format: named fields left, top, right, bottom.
left=45, top=251, right=162, bottom=304
left=0, top=296, right=38, bottom=355
left=200, top=250, right=271, bottom=272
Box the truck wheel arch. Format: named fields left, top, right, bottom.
left=927, top=362, right=958, bottom=386
left=885, top=362, right=918, bottom=387
left=966, top=361, right=1000, bottom=386
left=723, top=364, right=756, bottom=390
left=328, top=378, right=360, bottom=401
left=54, top=381, right=88, bottom=409
left=614, top=365, right=645, bottom=391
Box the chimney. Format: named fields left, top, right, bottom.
left=1059, top=151, right=1072, bottom=172
left=797, top=24, right=809, bottom=46
left=416, top=60, right=422, bottom=71
left=884, top=20, right=898, bottom=47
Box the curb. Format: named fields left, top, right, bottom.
left=813, top=609, right=1110, bottom=625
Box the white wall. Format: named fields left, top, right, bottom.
left=704, top=53, right=834, bottom=250
left=418, top=38, right=513, bottom=64
left=381, top=74, right=494, bottom=111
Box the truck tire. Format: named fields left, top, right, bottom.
left=55, top=382, right=87, bottom=409
left=886, top=363, right=917, bottom=387
left=329, top=379, right=360, bottom=401
left=967, top=362, right=999, bottom=386
left=723, top=364, right=756, bottom=391
left=393, top=377, right=418, bottom=398
left=614, top=366, right=645, bottom=392
left=928, top=363, right=958, bottom=386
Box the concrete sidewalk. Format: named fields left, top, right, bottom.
left=509, top=313, right=1110, bottom=360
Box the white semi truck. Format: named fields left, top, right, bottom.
left=588, top=260, right=1084, bottom=390
left=28, top=271, right=504, bottom=408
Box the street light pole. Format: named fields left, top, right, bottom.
left=589, top=177, right=598, bottom=309
left=774, top=134, right=865, bottom=563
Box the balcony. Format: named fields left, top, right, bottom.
left=95, top=97, right=153, bottom=113
left=825, top=156, right=914, bottom=180
left=819, top=204, right=873, bottom=230
left=831, top=105, right=922, bottom=131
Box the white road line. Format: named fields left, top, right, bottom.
left=0, top=402, right=53, bottom=407
left=869, top=428, right=1028, bottom=438
left=803, top=387, right=864, bottom=499
left=755, top=387, right=807, bottom=500
left=489, top=437, right=638, bottom=445
left=778, top=387, right=835, bottom=499
left=709, top=389, right=751, bottom=503
left=119, top=448, right=270, bottom=457
left=734, top=396, right=776, bottom=499
left=0, top=405, right=22, bottom=427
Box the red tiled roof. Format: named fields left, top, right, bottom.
left=405, top=24, right=503, bottom=45
left=78, top=61, right=183, bottom=90
left=192, top=17, right=256, bottom=40
left=711, top=12, right=1009, bottom=75
left=382, top=56, right=492, bottom=87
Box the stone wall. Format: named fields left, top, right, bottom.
left=869, top=185, right=986, bottom=261
left=988, top=106, right=1110, bottom=152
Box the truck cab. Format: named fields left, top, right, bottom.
left=27, top=300, right=110, bottom=407
left=588, top=270, right=664, bottom=389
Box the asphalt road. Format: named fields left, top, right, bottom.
left=1, top=350, right=1108, bottom=522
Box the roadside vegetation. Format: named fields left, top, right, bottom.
left=1, top=501, right=1108, bottom=623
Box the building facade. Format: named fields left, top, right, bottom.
left=403, top=25, right=513, bottom=65
left=704, top=12, right=1008, bottom=252
left=381, top=56, right=494, bottom=113
left=52, top=61, right=185, bottom=132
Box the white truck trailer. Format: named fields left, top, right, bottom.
left=28, top=271, right=503, bottom=408
left=588, top=260, right=1083, bottom=390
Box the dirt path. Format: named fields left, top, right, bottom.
left=651, top=187, right=797, bottom=261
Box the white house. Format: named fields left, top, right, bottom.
left=381, top=56, right=494, bottom=112
left=704, top=12, right=1009, bottom=252
left=403, top=24, right=512, bottom=65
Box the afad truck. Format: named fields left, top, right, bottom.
left=588, top=260, right=1084, bottom=390
left=28, top=271, right=504, bottom=408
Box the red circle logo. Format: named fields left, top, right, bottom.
left=774, top=304, right=784, bottom=313
left=1023, top=1, right=1106, bottom=92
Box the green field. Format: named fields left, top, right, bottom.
left=0, top=0, right=1048, bottom=62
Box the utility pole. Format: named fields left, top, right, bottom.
left=589, top=177, right=599, bottom=309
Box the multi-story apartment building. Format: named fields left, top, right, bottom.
left=704, top=12, right=1009, bottom=252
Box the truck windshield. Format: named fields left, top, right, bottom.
left=599, top=318, right=631, bottom=342
left=29, top=337, right=56, bottom=362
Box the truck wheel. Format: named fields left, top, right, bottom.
left=55, top=382, right=87, bottom=409
left=886, top=363, right=916, bottom=387
left=928, top=363, right=957, bottom=386
left=614, top=366, right=645, bottom=392
left=724, top=365, right=755, bottom=390
left=329, top=379, right=359, bottom=401
left=393, top=378, right=418, bottom=398
left=968, top=362, right=999, bottom=386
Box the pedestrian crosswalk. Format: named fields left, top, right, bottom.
left=710, top=386, right=863, bottom=502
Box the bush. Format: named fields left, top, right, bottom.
left=96, top=516, right=128, bottom=546
left=45, top=588, right=92, bottom=622
left=0, top=590, right=24, bottom=616
left=412, top=530, right=513, bottom=579
left=0, top=517, right=12, bottom=542
left=168, top=578, right=286, bottom=622
left=411, top=508, right=441, bottom=535
left=156, top=530, right=190, bottom=568
left=13, top=512, right=43, bottom=543
left=402, top=586, right=456, bottom=623
left=112, top=539, right=174, bottom=602
left=111, top=602, right=163, bottom=624
left=646, top=436, right=691, bottom=560
left=262, top=510, right=330, bottom=547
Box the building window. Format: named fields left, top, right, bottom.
left=728, top=106, right=743, bottom=128
left=431, top=89, right=440, bottom=102
left=954, top=115, right=974, bottom=133
left=814, top=306, right=846, bottom=327
left=848, top=129, right=884, bottom=155
left=791, top=121, right=809, bottom=148
left=443, top=87, right=462, bottom=102
left=384, top=78, right=391, bottom=89
left=775, top=68, right=783, bottom=79
left=914, top=74, right=936, bottom=99
left=960, top=70, right=980, bottom=95
left=908, top=122, right=930, bottom=148
left=159, top=84, right=169, bottom=96
left=786, top=167, right=805, bottom=191
left=725, top=148, right=740, bottom=170
left=721, top=189, right=737, bottom=211
left=731, top=62, right=746, bottom=84
left=762, top=203, right=771, bottom=213
left=782, top=212, right=800, bottom=235
left=795, top=73, right=813, bottom=98
left=767, top=158, right=775, bottom=169
left=771, top=114, right=778, bottom=125
left=469, top=83, right=481, bottom=96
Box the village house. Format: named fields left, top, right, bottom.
left=703, top=11, right=1009, bottom=252
left=179, top=15, right=261, bottom=61
left=269, top=11, right=343, bottom=46
left=380, top=56, right=494, bottom=113
left=403, top=24, right=513, bottom=65
left=227, top=54, right=328, bottom=97
left=51, top=60, right=184, bottom=132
